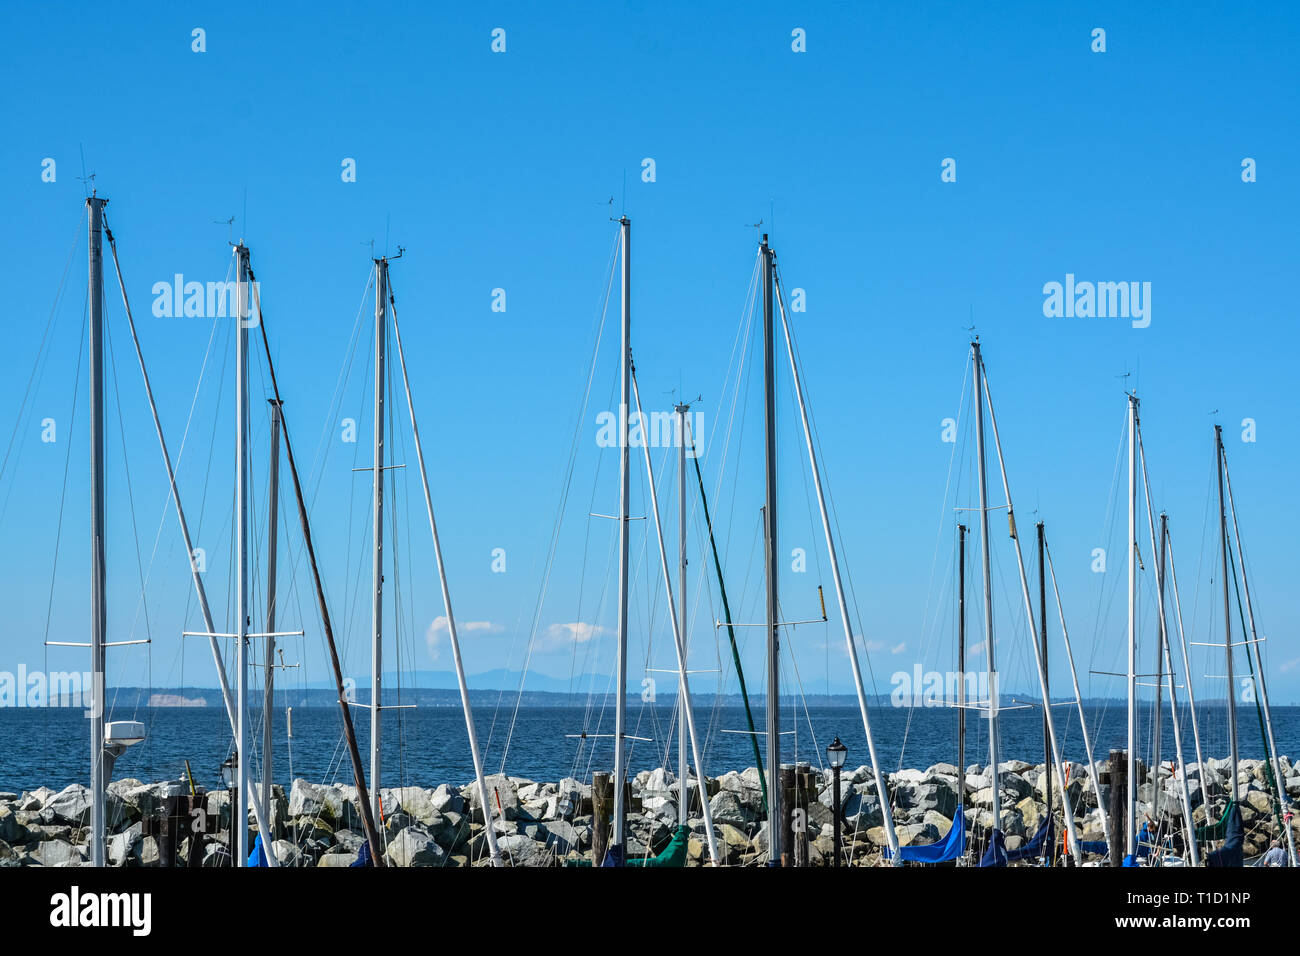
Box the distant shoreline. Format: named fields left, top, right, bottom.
left=41, top=688, right=1298, bottom=709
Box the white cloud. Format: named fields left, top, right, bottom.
left=426, top=617, right=503, bottom=661
left=861, top=637, right=907, bottom=656
left=543, top=621, right=609, bottom=650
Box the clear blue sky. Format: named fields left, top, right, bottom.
left=2, top=2, right=1298, bottom=718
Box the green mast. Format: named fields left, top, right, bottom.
left=687, top=431, right=768, bottom=814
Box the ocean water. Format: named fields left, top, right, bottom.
left=1, top=702, right=1294, bottom=795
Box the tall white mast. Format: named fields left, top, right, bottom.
left=1126, top=393, right=1138, bottom=862
left=980, top=367, right=1082, bottom=865
left=633, top=373, right=719, bottom=864
left=107, top=224, right=277, bottom=863
left=88, top=195, right=107, bottom=868
left=760, top=235, right=781, bottom=866
left=387, top=280, right=504, bottom=866
left=971, top=340, right=1002, bottom=854
left=612, top=216, right=631, bottom=862
left=1163, top=532, right=1205, bottom=780
left=1215, top=426, right=1239, bottom=811
left=262, top=399, right=282, bottom=830
left=1136, top=434, right=1200, bottom=865
left=1042, top=541, right=1109, bottom=842
left=235, top=242, right=252, bottom=866
left=675, top=401, right=690, bottom=828
left=1221, top=442, right=1295, bottom=865
left=370, top=257, right=388, bottom=825
left=773, top=266, right=899, bottom=859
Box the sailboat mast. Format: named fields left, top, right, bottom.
left=386, top=277, right=504, bottom=866
left=1215, top=425, right=1239, bottom=807
left=235, top=242, right=252, bottom=866
left=761, top=234, right=781, bottom=866
left=370, top=257, right=388, bottom=825
left=262, top=398, right=283, bottom=829
left=612, top=216, right=631, bottom=861
left=1151, top=511, right=1166, bottom=839
left=676, top=401, right=690, bottom=827
left=1163, top=529, right=1205, bottom=779
left=1135, top=439, right=1201, bottom=865
left=771, top=262, right=897, bottom=858
left=1126, top=393, right=1138, bottom=862
left=244, top=272, right=383, bottom=865
left=980, top=366, right=1082, bottom=865
left=957, top=523, right=967, bottom=864
left=1037, top=521, right=1051, bottom=864
left=107, top=226, right=276, bottom=862
left=1043, top=535, right=1110, bottom=843
left=971, top=340, right=1002, bottom=850
left=88, top=195, right=107, bottom=868
left=1221, top=444, right=1298, bottom=865
left=633, top=374, right=720, bottom=864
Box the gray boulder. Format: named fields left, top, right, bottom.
left=318, top=848, right=359, bottom=867
left=0, top=805, right=28, bottom=844
left=708, top=789, right=756, bottom=826
left=385, top=826, right=446, bottom=867
left=467, top=774, right=519, bottom=823
left=108, top=822, right=142, bottom=866
left=33, top=839, right=87, bottom=867
left=497, top=832, right=549, bottom=867
left=539, top=820, right=580, bottom=855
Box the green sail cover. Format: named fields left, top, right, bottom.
left=1196, top=800, right=1236, bottom=842
left=626, top=825, right=691, bottom=868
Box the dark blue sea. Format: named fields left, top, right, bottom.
left=1, top=702, right=1294, bottom=795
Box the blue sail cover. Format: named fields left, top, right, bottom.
left=247, top=833, right=269, bottom=868
left=1005, top=817, right=1054, bottom=864
left=600, top=844, right=627, bottom=867
left=978, top=828, right=1007, bottom=867
left=886, top=805, right=966, bottom=863
left=1207, top=804, right=1244, bottom=868
left=349, top=840, right=373, bottom=867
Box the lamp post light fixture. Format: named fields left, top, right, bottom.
left=219, top=754, right=238, bottom=867
left=827, top=736, right=847, bottom=868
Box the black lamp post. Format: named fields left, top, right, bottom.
left=827, top=736, right=847, bottom=868
left=219, top=755, right=237, bottom=867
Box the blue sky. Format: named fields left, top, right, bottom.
left=2, top=2, right=1298, bottom=718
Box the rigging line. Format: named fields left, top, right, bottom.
left=496, top=227, right=620, bottom=770
left=246, top=263, right=387, bottom=866
left=503, top=245, right=620, bottom=759
left=715, top=264, right=761, bottom=569
left=104, top=287, right=156, bottom=708
left=40, top=304, right=89, bottom=653
left=1188, top=451, right=1217, bottom=659
left=169, top=269, right=227, bottom=630
left=304, top=273, right=374, bottom=506
left=341, top=326, right=376, bottom=670
left=1087, top=404, right=1131, bottom=678
left=567, top=366, right=620, bottom=711
left=0, top=206, right=85, bottom=496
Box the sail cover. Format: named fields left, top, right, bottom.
left=1206, top=804, right=1244, bottom=868
left=349, top=840, right=374, bottom=867
left=600, top=843, right=627, bottom=867
left=1196, top=799, right=1236, bottom=842
left=247, top=833, right=269, bottom=868
left=1005, top=816, right=1054, bottom=864
left=885, top=806, right=967, bottom=864
left=978, top=828, right=1008, bottom=867
left=626, top=825, right=691, bottom=868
